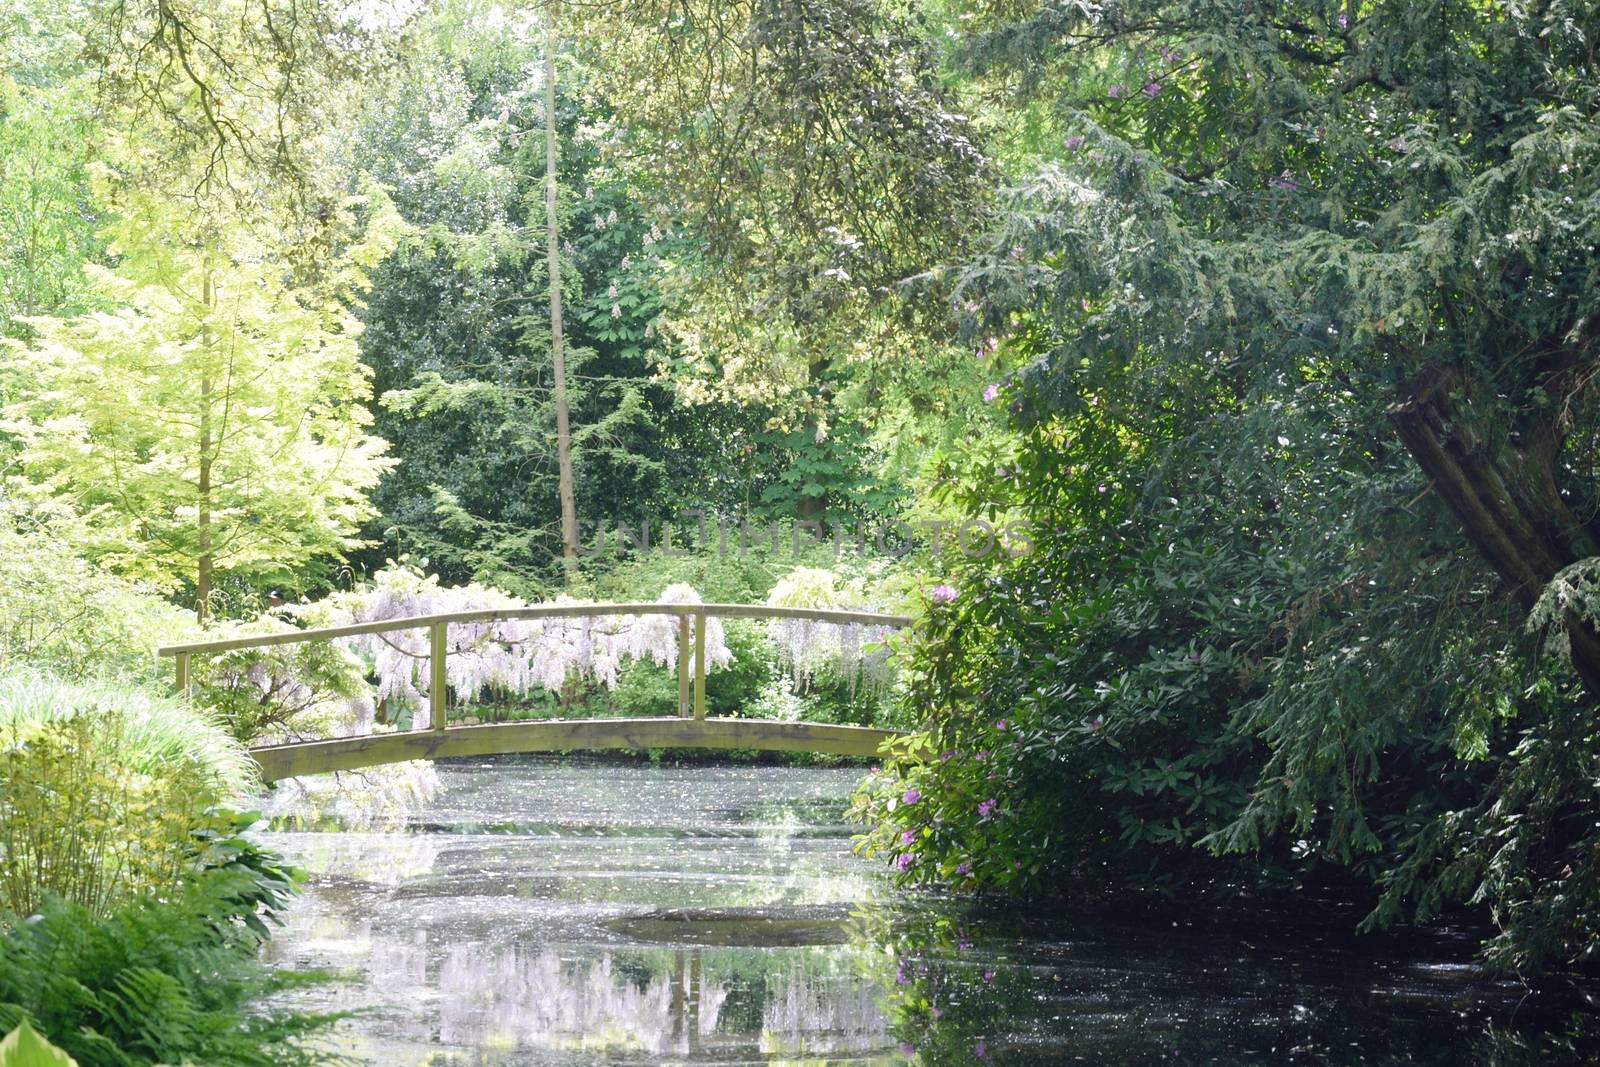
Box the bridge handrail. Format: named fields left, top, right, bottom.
left=157, top=602, right=912, bottom=727
left=156, top=603, right=912, bottom=656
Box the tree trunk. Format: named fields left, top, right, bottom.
left=196, top=270, right=215, bottom=626
left=545, top=12, right=579, bottom=585
left=1389, top=366, right=1600, bottom=696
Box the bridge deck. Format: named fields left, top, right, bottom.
left=251, top=717, right=899, bottom=781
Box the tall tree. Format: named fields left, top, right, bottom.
left=2, top=197, right=400, bottom=621
left=545, top=9, right=579, bottom=579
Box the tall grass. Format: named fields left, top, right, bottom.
left=0, top=668, right=255, bottom=796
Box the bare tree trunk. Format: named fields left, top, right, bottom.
left=196, top=270, right=214, bottom=626
left=545, top=12, right=579, bottom=585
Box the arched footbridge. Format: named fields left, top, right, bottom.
left=159, top=603, right=910, bottom=782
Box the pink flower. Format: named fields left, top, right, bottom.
left=978, top=798, right=998, bottom=819
left=956, top=861, right=972, bottom=875
left=1337, top=12, right=1349, bottom=28
left=1107, top=84, right=1125, bottom=99
left=1092, top=715, right=1104, bottom=729
left=1142, top=81, right=1161, bottom=98
left=975, top=751, right=987, bottom=762
left=903, top=788, right=921, bottom=805
left=901, top=829, right=916, bottom=845
left=975, top=1039, right=989, bottom=1057
left=975, top=336, right=999, bottom=360
left=930, top=584, right=959, bottom=603
left=1065, top=134, right=1085, bottom=151
left=994, top=718, right=1008, bottom=731
left=983, top=383, right=1001, bottom=403
left=895, top=853, right=914, bottom=871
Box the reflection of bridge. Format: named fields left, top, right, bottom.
left=158, top=603, right=910, bottom=782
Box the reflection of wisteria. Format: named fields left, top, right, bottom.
left=761, top=961, right=888, bottom=1056
left=432, top=947, right=727, bottom=1056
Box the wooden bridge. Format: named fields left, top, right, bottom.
left=158, top=603, right=910, bottom=782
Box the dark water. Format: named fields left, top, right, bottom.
left=258, top=757, right=1599, bottom=1065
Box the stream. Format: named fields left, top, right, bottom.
left=259, top=756, right=1598, bottom=1065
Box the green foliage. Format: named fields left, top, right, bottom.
left=0, top=74, right=103, bottom=334
left=0, top=511, right=189, bottom=683
left=859, top=0, right=1600, bottom=974
left=1, top=196, right=399, bottom=614
left=0, top=670, right=254, bottom=918
left=0, top=825, right=343, bottom=1067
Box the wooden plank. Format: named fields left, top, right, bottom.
left=157, top=603, right=911, bottom=657
left=249, top=717, right=900, bottom=781
left=693, top=611, right=707, bottom=720
left=677, top=614, right=691, bottom=717
left=429, top=621, right=448, bottom=730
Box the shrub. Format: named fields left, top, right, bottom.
left=0, top=670, right=253, bottom=918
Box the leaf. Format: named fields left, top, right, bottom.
left=0, top=1022, right=78, bottom=1067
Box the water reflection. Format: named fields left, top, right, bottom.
left=260, top=756, right=1599, bottom=1066
left=261, top=758, right=901, bottom=1064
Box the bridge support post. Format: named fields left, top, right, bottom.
left=693, top=610, right=707, bottom=719
left=677, top=613, right=692, bottom=717
left=174, top=651, right=191, bottom=693
left=429, top=621, right=448, bottom=730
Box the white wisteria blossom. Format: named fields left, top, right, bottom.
left=765, top=567, right=896, bottom=693
left=296, top=564, right=731, bottom=728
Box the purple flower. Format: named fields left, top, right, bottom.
left=903, top=788, right=922, bottom=805
left=976, top=335, right=999, bottom=360
left=956, top=861, right=973, bottom=875
left=975, top=1040, right=989, bottom=1057
left=975, top=750, right=988, bottom=762
left=1107, top=84, right=1125, bottom=99
left=983, top=383, right=1001, bottom=403
left=1097, top=481, right=1108, bottom=494
left=1091, top=715, right=1104, bottom=729
left=939, top=749, right=956, bottom=761
left=1160, top=45, right=1179, bottom=64
left=978, top=798, right=998, bottom=819
left=1142, top=81, right=1161, bottom=98
left=983, top=970, right=996, bottom=983
left=994, top=718, right=1008, bottom=731
left=1337, top=12, right=1349, bottom=28
left=898, top=1043, right=917, bottom=1057
left=930, top=584, right=959, bottom=603
left=895, top=853, right=914, bottom=871
left=901, top=829, right=917, bottom=845
left=1065, top=134, right=1085, bottom=151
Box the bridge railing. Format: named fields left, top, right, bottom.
left=158, top=602, right=912, bottom=730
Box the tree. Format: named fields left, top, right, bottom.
left=2, top=196, right=399, bottom=621
left=545, top=7, right=579, bottom=579
left=859, top=0, right=1600, bottom=972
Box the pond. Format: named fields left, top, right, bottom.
left=259, top=757, right=1597, bottom=1065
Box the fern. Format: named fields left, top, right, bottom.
left=0, top=840, right=349, bottom=1067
